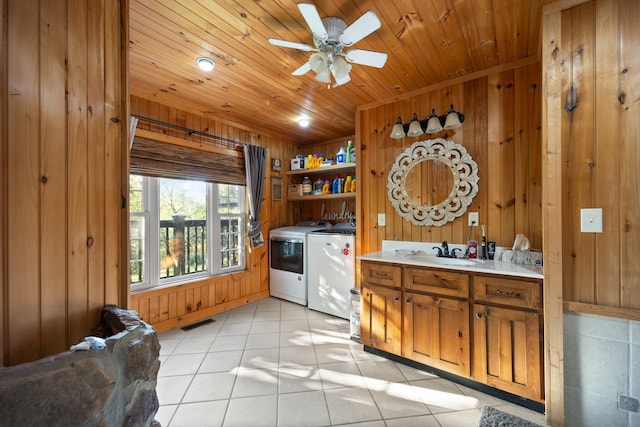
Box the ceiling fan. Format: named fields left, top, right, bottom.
left=269, top=3, right=388, bottom=87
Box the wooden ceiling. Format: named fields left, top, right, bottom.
left=129, top=0, right=553, bottom=144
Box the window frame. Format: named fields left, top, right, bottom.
left=130, top=175, right=246, bottom=292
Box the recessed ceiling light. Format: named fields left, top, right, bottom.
left=197, top=57, right=215, bottom=72
left=298, top=116, right=310, bottom=128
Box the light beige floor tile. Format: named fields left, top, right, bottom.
left=182, top=371, right=236, bottom=402
left=324, top=387, right=382, bottom=425
left=256, top=299, right=282, bottom=312
left=240, top=347, right=279, bottom=369
left=159, top=339, right=182, bottom=356
left=210, top=334, right=247, bottom=352
left=154, top=404, right=177, bottom=427
left=171, top=336, right=214, bottom=354
left=169, top=400, right=228, bottom=427
left=278, top=365, right=323, bottom=394
left=245, top=332, right=280, bottom=349
left=281, top=308, right=308, bottom=320
left=223, top=395, right=277, bottom=427
left=198, top=350, right=243, bottom=373
left=357, top=359, right=407, bottom=386
left=280, top=330, right=313, bottom=347
left=159, top=353, right=205, bottom=376
left=317, top=361, right=367, bottom=390
left=395, top=362, right=439, bottom=381
left=277, top=390, right=331, bottom=427
left=410, top=378, right=478, bottom=414
left=279, top=345, right=318, bottom=367
left=218, top=322, right=251, bottom=336
left=225, top=312, right=255, bottom=324
left=250, top=320, right=280, bottom=334
left=185, top=321, right=222, bottom=337
left=385, top=414, right=441, bottom=427
left=369, top=382, right=431, bottom=419
left=231, top=367, right=279, bottom=398
left=337, top=422, right=386, bottom=427
left=315, top=343, right=354, bottom=364
left=253, top=310, right=281, bottom=321
left=280, top=319, right=310, bottom=332
left=433, top=408, right=482, bottom=427
left=158, top=328, right=188, bottom=340
left=156, top=375, right=193, bottom=405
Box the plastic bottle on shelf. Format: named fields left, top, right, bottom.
left=313, top=178, right=323, bottom=195
left=336, top=146, right=346, bottom=164
left=332, top=174, right=342, bottom=193
left=302, top=176, right=312, bottom=195
left=322, top=180, right=331, bottom=194
left=344, top=176, right=353, bottom=192
left=348, top=141, right=356, bottom=163
left=351, top=175, right=356, bottom=192
left=307, top=154, right=313, bottom=169
left=346, top=141, right=353, bottom=163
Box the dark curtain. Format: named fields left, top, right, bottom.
left=244, top=144, right=267, bottom=248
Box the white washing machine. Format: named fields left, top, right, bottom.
left=269, top=221, right=331, bottom=305
left=307, top=222, right=356, bottom=319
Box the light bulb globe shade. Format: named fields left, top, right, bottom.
left=425, top=109, right=443, bottom=133
left=406, top=113, right=424, bottom=137
left=197, top=57, right=215, bottom=72
left=390, top=117, right=406, bottom=139
left=443, top=105, right=462, bottom=130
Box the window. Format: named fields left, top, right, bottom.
left=129, top=175, right=245, bottom=290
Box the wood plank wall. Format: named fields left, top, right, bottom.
left=548, top=0, right=640, bottom=317
left=129, top=95, right=297, bottom=332
left=1, top=0, right=128, bottom=366
left=356, top=62, right=543, bottom=258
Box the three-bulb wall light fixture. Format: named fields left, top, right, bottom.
left=390, top=104, right=465, bottom=139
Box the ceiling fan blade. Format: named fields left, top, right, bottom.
left=345, top=49, right=388, bottom=68
left=339, top=10, right=381, bottom=46
left=297, top=3, right=328, bottom=40
left=268, top=38, right=316, bottom=52
left=292, top=62, right=312, bottom=76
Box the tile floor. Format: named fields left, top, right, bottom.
left=155, top=297, right=549, bottom=427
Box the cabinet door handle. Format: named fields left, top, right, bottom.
left=476, top=312, right=483, bottom=319
left=375, top=272, right=388, bottom=278
left=405, top=298, right=411, bottom=304
left=495, top=289, right=514, bottom=296
left=393, top=296, right=399, bottom=302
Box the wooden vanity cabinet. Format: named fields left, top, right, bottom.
left=360, top=262, right=402, bottom=354
left=403, top=290, right=470, bottom=376
left=472, top=274, right=544, bottom=402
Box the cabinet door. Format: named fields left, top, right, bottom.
left=360, top=283, right=402, bottom=355
left=403, top=292, right=470, bottom=377
left=472, top=304, right=544, bottom=402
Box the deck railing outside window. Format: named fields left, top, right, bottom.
left=160, top=215, right=207, bottom=278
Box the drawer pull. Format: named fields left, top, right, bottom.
left=375, top=272, right=388, bottom=278
left=495, top=289, right=514, bottom=296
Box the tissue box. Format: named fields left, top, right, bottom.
left=501, top=249, right=543, bottom=266
left=288, top=184, right=303, bottom=197
left=290, top=157, right=304, bottom=170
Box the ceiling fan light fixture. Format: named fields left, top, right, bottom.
left=196, top=57, right=215, bottom=72
left=298, top=115, right=310, bottom=128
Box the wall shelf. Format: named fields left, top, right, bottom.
left=286, top=162, right=356, bottom=176
left=288, top=192, right=355, bottom=202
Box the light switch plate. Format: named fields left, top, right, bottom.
left=378, top=213, right=386, bottom=227
left=580, top=208, right=603, bottom=233
left=468, top=212, right=479, bottom=226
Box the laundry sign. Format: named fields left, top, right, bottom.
left=320, top=202, right=355, bottom=221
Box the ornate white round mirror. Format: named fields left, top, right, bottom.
left=387, top=138, right=479, bottom=226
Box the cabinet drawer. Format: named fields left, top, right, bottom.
left=473, top=275, right=542, bottom=310
left=362, top=262, right=402, bottom=287
left=404, top=267, right=469, bottom=298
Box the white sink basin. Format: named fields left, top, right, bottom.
left=409, top=255, right=477, bottom=266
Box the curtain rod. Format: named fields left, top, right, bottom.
left=132, top=115, right=249, bottom=149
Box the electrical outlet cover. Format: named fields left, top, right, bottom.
left=580, top=208, right=603, bottom=233
left=377, top=213, right=386, bottom=227
left=468, top=212, right=479, bottom=226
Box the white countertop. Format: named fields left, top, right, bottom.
left=357, top=241, right=543, bottom=280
